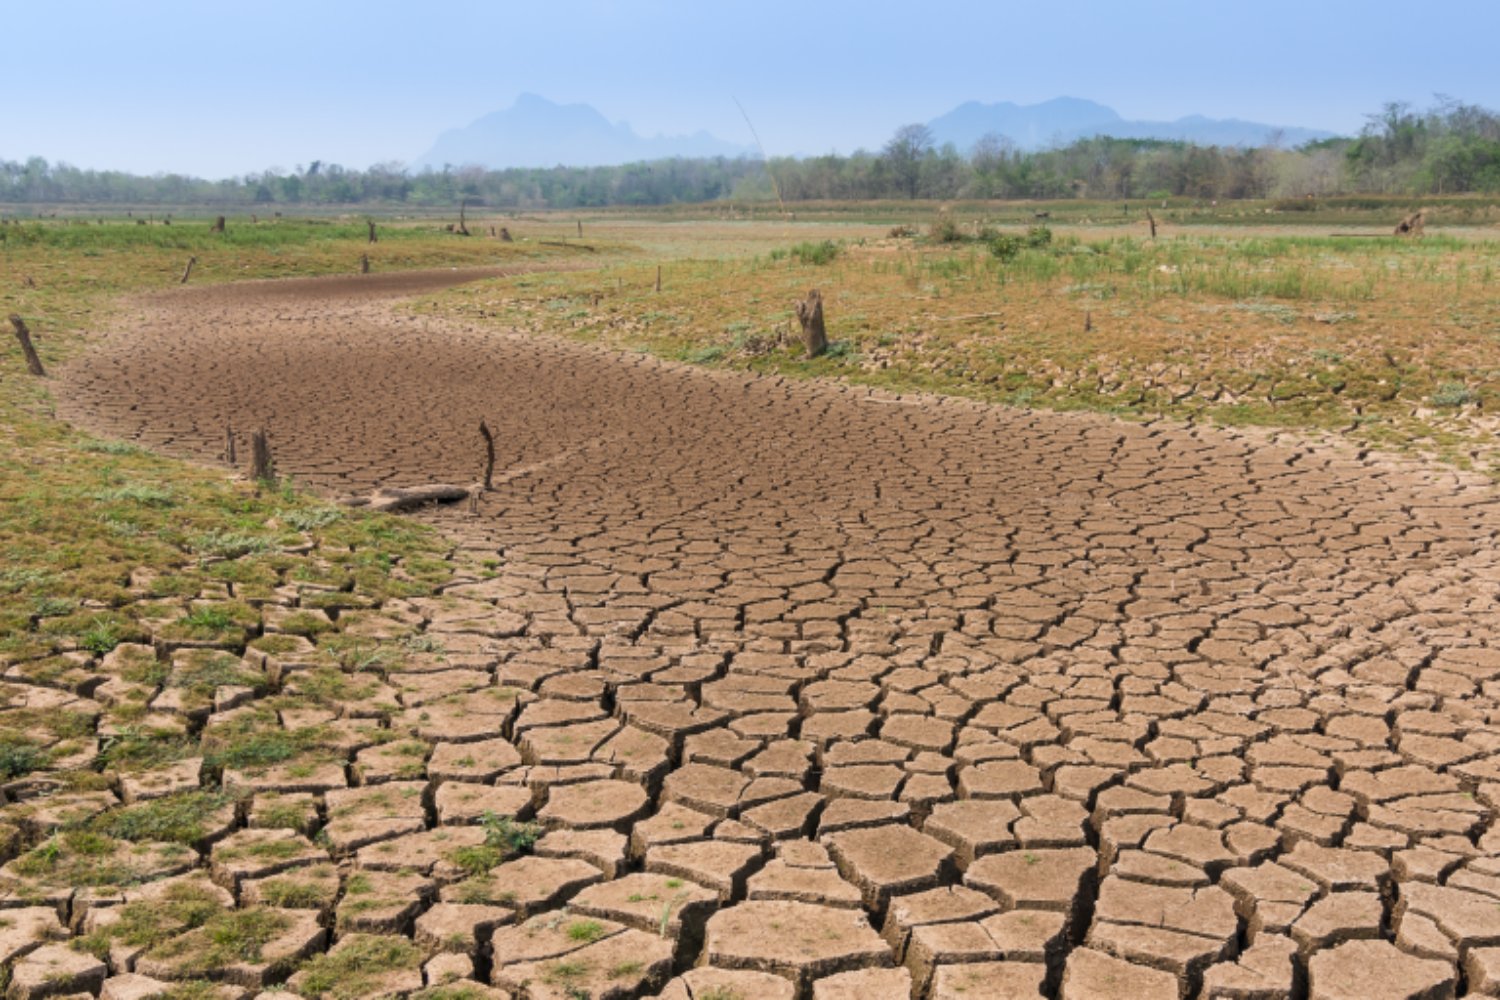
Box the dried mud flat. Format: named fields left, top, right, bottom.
left=40, top=269, right=1500, bottom=999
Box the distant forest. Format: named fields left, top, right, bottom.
left=4, top=99, right=1497, bottom=209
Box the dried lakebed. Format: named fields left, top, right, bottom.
left=26, top=268, right=1500, bottom=998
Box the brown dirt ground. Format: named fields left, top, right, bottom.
left=50, top=268, right=1500, bottom=999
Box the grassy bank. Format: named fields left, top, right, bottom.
left=0, top=219, right=598, bottom=776
left=427, top=224, right=1500, bottom=473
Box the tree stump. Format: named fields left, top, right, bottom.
left=180, top=256, right=197, bottom=284
left=796, top=289, right=828, bottom=359
left=8, top=314, right=45, bottom=376
left=211, top=215, right=226, bottom=233
left=1394, top=210, right=1425, bottom=236
left=249, top=429, right=274, bottom=484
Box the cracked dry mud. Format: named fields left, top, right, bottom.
left=31, top=268, right=1500, bottom=998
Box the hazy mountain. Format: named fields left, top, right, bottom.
left=415, top=93, right=752, bottom=169
left=927, top=97, right=1335, bottom=151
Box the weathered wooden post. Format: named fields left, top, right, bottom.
left=8, top=315, right=45, bottom=376
left=655, top=265, right=662, bottom=293
left=479, top=421, right=496, bottom=490
left=225, top=421, right=236, bottom=466
left=249, top=429, right=273, bottom=483
left=795, top=289, right=828, bottom=359
left=368, top=220, right=378, bottom=243
left=180, top=256, right=197, bottom=284
left=577, top=219, right=583, bottom=238
left=457, top=199, right=470, bottom=236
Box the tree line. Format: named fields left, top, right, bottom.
left=3, top=98, right=1495, bottom=209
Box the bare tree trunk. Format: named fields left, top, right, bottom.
left=180, top=256, right=197, bottom=284
left=249, top=429, right=274, bottom=483
left=8, top=314, right=45, bottom=376
left=795, top=289, right=828, bottom=359
left=211, top=215, right=226, bottom=233
left=478, top=421, right=496, bottom=490
left=368, top=220, right=377, bottom=243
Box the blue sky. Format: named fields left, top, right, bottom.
left=5, top=0, right=1498, bottom=178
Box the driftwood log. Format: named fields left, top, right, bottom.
left=341, top=484, right=470, bottom=512
left=796, top=289, right=828, bottom=359
left=8, top=314, right=45, bottom=376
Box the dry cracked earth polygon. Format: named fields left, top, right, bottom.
left=26, top=269, right=1500, bottom=998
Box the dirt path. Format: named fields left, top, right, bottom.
left=58, top=270, right=1500, bottom=998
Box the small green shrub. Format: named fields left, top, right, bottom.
left=988, top=235, right=1023, bottom=261
left=789, top=240, right=839, bottom=265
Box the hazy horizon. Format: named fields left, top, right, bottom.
left=5, top=0, right=1498, bottom=179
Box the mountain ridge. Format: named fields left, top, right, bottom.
left=413, top=93, right=1338, bottom=170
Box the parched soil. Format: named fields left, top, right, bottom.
left=47, top=269, right=1500, bottom=998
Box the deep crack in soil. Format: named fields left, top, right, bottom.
left=48, top=268, right=1500, bottom=999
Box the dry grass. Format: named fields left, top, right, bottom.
left=428, top=225, right=1500, bottom=473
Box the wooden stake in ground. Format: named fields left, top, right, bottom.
left=180, top=256, right=197, bottom=284
left=655, top=265, right=662, bottom=293
left=577, top=219, right=583, bottom=238
left=478, top=420, right=496, bottom=490
left=249, top=429, right=273, bottom=483
left=368, top=220, right=378, bottom=243
left=361, top=254, right=370, bottom=275
left=796, top=289, right=828, bottom=359
left=457, top=199, right=470, bottom=237
left=1394, top=210, right=1425, bottom=236
left=1146, top=210, right=1158, bottom=239
left=225, top=422, right=236, bottom=466
left=211, top=215, right=226, bottom=233
left=8, top=314, right=45, bottom=376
